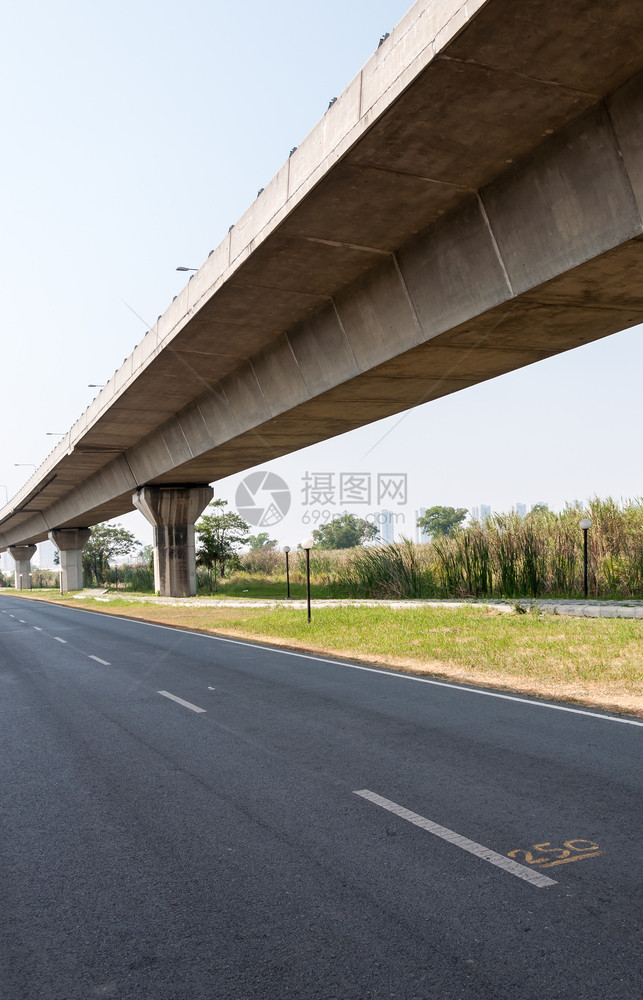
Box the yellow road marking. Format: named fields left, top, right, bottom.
left=507, top=838, right=603, bottom=868
left=540, top=851, right=604, bottom=868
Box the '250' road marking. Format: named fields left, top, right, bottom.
left=508, top=839, right=603, bottom=868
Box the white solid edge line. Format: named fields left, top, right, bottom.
left=89, top=655, right=110, bottom=665
left=354, top=790, right=557, bottom=888
left=157, top=690, right=206, bottom=713
left=34, top=604, right=642, bottom=728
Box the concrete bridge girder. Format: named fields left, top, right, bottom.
left=1, top=72, right=643, bottom=555
left=36, top=72, right=643, bottom=505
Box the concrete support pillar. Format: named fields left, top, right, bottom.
left=49, top=528, right=91, bottom=592
left=133, top=485, right=214, bottom=597
left=9, top=545, right=37, bottom=590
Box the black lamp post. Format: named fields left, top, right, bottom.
left=579, top=518, right=592, bottom=598
left=283, top=545, right=291, bottom=599
left=301, top=537, right=313, bottom=622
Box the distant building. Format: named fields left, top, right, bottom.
left=470, top=501, right=549, bottom=522
left=38, top=539, right=57, bottom=569
left=379, top=509, right=396, bottom=544
left=414, top=508, right=430, bottom=544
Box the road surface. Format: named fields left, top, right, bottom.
left=1, top=595, right=641, bottom=999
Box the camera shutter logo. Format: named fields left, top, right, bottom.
left=235, top=471, right=291, bottom=527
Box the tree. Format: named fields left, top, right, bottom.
left=195, top=499, right=250, bottom=591
left=82, top=523, right=139, bottom=586
left=417, top=506, right=467, bottom=539
left=312, top=513, right=379, bottom=550
left=138, top=543, right=154, bottom=566
left=247, top=532, right=277, bottom=551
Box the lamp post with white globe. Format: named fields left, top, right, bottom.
left=283, top=546, right=291, bottom=599
left=301, top=537, right=314, bottom=622
left=579, top=518, right=592, bottom=598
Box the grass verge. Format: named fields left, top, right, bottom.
left=8, top=592, right=643, bottom=716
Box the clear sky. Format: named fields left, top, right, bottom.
left=1, top=0, right=641, bottom=556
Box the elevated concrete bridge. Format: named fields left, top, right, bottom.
left=2, top=0, right=643, bottom=594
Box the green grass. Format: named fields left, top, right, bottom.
left=213, top=603, right=642, bottom=687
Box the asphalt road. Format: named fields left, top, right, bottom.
left=1, top=594, right=641, bottom=999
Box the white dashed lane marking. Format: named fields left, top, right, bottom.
left=157, top=691, right=206, bottom=714
left=354, top=790, right=557, bottom=888
left=2, top=613, right=112, bottom=665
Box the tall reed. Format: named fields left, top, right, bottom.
left=219, top=498, right=643, bottom=601
left=429, top=498, right=643, bottom=600
left=335, top=539, right=438, bottom=598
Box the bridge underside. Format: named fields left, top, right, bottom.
left=1, top=1, right=643, bottom=568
